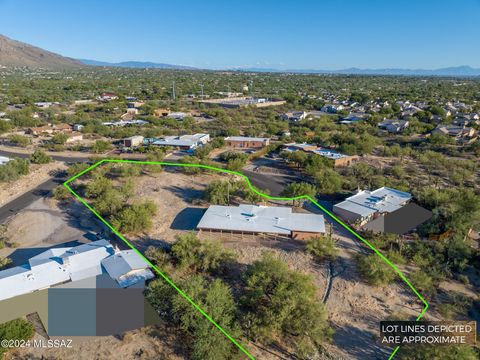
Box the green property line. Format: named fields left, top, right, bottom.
left=63, top=159, right=429, bottom=360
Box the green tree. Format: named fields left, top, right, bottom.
left=204, top=180, right=235, bottom=205
left=111, top=200, right=157, bottom=233
left=51, top=132, right=68, bottom=145
left=8, top=134, right=31, bottom=147
left=30, top=150, right=52, bottom=164
left=313, top=168, right=344, bottom=194
left=171, top=233, right=233, bottom=273
left=0, top=158, right=30, bottom=182
left=0, top=318, right=34, bottom=357
left=53, top=185, right=70, bottom=200
left=399, top=344, right=478, bottom=360
left=281, top=182, right=317, bottom=206
left=242, top=253, right=332, bottom=357
left=171, top=276, right=240, bottom=360
left=91, top=140, right=113, bottom=153
left=307, top=235, right=338, bottom=260
left=356, top=254, right=396, bottom=286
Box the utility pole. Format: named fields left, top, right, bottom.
left=200, top=84, right=204, bottom=99
left=172, top=81, right=176, bottom=101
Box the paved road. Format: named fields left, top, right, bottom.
left=0, top=177, right=65, bottom=224
left=0, top=149, right=87, bottom=163
left=0, top=148, right=300, bottom=223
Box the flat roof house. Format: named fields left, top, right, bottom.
left=378, top=119, right=409, bottom=133
left=283, top=143, right=358, bottom=167
left=0, top=240, right=154, bottom=302
left=197, top=204, right=325, bottom=241
left=123, top=135, right=145, bottom=148
left=152, top=133, right=210, bottom=150
left=225, top=136, right=270, bottom=149
left=280, top=111, right=308, bottom=122
left=333, top=187, right=412, bottom=225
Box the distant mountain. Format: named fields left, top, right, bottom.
left=236, top=65, right=480, bottom=77
left=0, top=34, right=83, bottom=69
left=80, top=59, right=197, bottom=70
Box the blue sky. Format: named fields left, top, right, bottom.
left=0, top=0, right=479, bottom=69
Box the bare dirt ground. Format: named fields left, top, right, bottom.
left=125, top=169, right=424, bottom=359
left=0, top=161, right=67, bottom=207
left=0, top=197, right=101, bottom=265
left=129, top=168, right=227, bottom=251
left=4, top=167, right=467, bottom=360
left=7, top=323, right=188, bottom=360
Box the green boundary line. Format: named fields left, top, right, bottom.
left=63, top=159, right=429, bottom=360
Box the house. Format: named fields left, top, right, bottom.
left=282, top=142, right=318, bottom=152
left=340, top=113, right=368, bottom=124
left=225, top=136, right=270, bottom=149
left=34, top=102, right=57, bottom=108
left=400, top=105, right=422, bottom=118
left=0, top=240, right=154, bottom=302
left=432, top=125, right=477, bottom=143
left=102, top=120, right=149, bottom=127
left=26, top=125, right=55, bottom=136
left=362, top=203, right=432, bottom=235
left=127, top=101, right=145, bottom=109
left=123, top=135, right=145, bottom=148
left=321, top=105, right=343, bottom=114
left=27, top=123, right=74, bottom=136
left=0, top=156, right=10, bottom=165
left=282, top=143, right=358, bottom=167
left=197, top=204, right=325, bottom=240
left=280, top=111, right=307, bottom=122
left=0, top=241, right=158, bottom=337
left=378, top=119, right=409, bottom=133
left=54, top=123, right=73, bottom=133
left=97, top=93, right=118, bottom=101
left=311, top=148, right=358, bottom=167
left=200, top=97, right=286, bottom=108
left=121, top=108, right=139, bottom=121
left=150, top=133, right=210, bottom=150
left=154, top=108, right=171, bottom=117
left=167, top=112, right=188, bottom=120
left=333, top=187, right=412, bottom=225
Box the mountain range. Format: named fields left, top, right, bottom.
left=235, top=66, right=480, bottom=76
left=79, top=59, right=196, bottom=70
left=0, top=34, right=83, bottom=69
left=1, top=34, right=480, bottom=76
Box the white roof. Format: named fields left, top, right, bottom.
left=0, top=156, right=10, bottom=165
left=0, top=240, right=155, bottom=301
left=312, top=149, right=349, bottom=159
left=197, top=204, right=325, bottom=234
left=335, top=187, right=412, bottom=217
left=153, top=133, right=209, bottom=148
left=102, top=250, right=154, bottom=288
left=102, top=120, right=149, bottom=126
left=225, top=136, right=269, bottom=142
left=102, top=250, right=148, bottom=279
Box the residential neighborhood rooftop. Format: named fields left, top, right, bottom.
left=334, top=187, right=412, bottom=218
left=197, top=204, right=325, bottom=235
left=0, top=240, right=154, bottom=301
